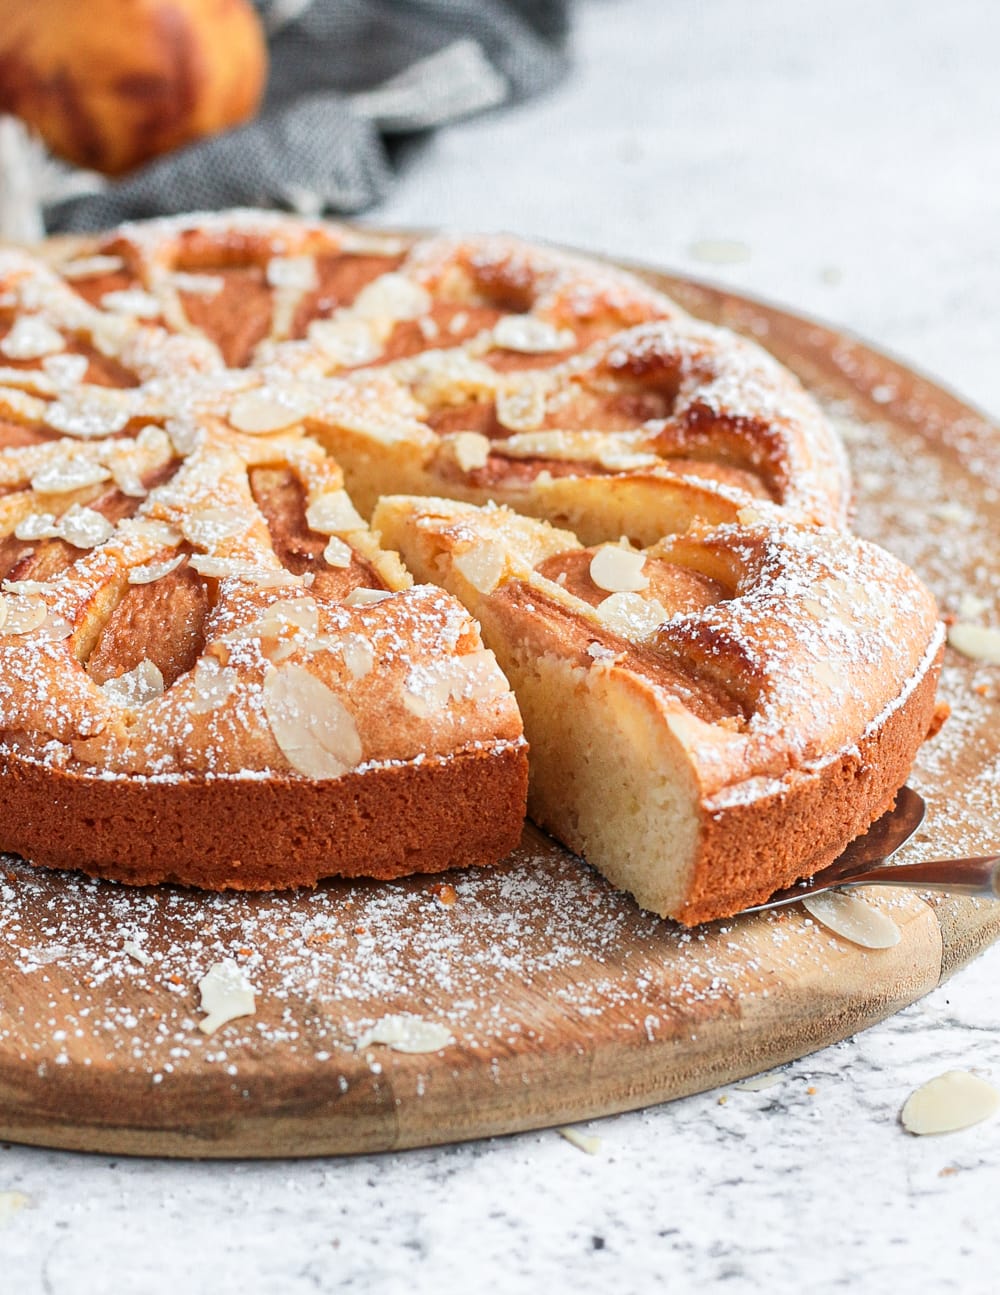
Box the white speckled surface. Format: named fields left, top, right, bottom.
left=4, top=1, right=1000, bottom=1290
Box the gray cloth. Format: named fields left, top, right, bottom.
left=45, top=0, right=569, bottom=233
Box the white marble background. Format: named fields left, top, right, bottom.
left=4, top=1, right=1000, bottom=1290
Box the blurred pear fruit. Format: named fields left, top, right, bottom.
left=0, top=0, right=268, bottom=175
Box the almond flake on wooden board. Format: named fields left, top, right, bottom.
left=956, top=592, right=992, bottom=620
left=801, top=890, right=901, bottom=949
left=557, top=1126, right=602, bottom=1154
left=948, top=622, right=1000, bottom=664
left=123, top=940, right=152, bottom=967
left=197, top=959, right=256, bottom=1036
left=355, top=1014, right=453, bottom=1054
left=901, top=1071, right=1000, bottom=1136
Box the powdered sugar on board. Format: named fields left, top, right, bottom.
left=0, top=824, right=933, bottom=1098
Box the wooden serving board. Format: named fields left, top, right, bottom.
left=1, top=267, right=998, bottom=1159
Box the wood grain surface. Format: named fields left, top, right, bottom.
left=0, top=265, right=997, bottom=1159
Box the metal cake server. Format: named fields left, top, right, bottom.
left=743, top=786, right=1000, bottom=913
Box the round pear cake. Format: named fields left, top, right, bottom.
left=0, top=212, right=943, bottom=921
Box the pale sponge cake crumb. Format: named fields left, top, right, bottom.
left=497, top=644, right=701, bottom=918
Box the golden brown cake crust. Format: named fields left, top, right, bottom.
left=0, top=744, right=527, bottom=889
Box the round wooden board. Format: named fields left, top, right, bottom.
left=1, top=261, right=998, bottom=1159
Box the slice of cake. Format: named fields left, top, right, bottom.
left=373, top=495, right=944, bottom=923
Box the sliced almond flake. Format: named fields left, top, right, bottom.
left=197, top=959, right=256, bottom=1036
left=343, top=587, right=392, bottom=607
left=31, top=458, right=112, bottom=494
left=323, top=536, right=353, bottom=568
left=41, top=353, right=89, bottom=386
left=46, top=398, right=131, bottom=440
left=557, top=1127, right=602, bottom=1155
left=101, top=289, right=162, bottom=318
left=901, top=1071, right=1000, bottom=1135
left=957, top=592, right=992, bottom=620
left=250, top=597, right=320, bottom=645
left=189, top=556, right=275, bottom=581
left=948, top=622, right=1000, bottom=665
left=594, top=592, right=669, bottom=640
left=188, top=658, right=239, bottom=714
left=342, top=636, right=375, bottom=679
left=403, top=650, right=506, bottom=718
left=354, top=1014, right=453, bottom=1054
left=109, top=463, right=147, bottom=498
left=124, top=519, right=182, bottom=547
left=101, top=660, right=164, bottom=707
left=492, top=315, right=576, bottom=354
left=246, top=569, right=305, bottom=589
left=165, top=417, right=202, bottom=456
left=168, top=271, right=225, bottom=296
left=2, top=578, right=53, bottom=595
left=589, top=545, right=649, bottom=594
left=60, top=254, right=125, bottom=279
left=0, top=365, right=56, bottom=395
left=930, top=501, right=975, bottom=526
left=495, top=385, right=547, bottom=433
left=35, top=613, right=73, bottom=643
left=58, top=505, right=114, bottom=549
left=306, top=317, right=381, bottom=367
left=801, top=890, right=901, bottom=949
left=0, top=594, right=47, bottom=634
left=180, top=506, right=247, bottom=547
left=341, top=231, right=407, bottom=257
left=13, top=512, right=59, bottom=542
left=263, top=663, right=363, bottom=778
left=266, top=255, right=318, bottom=291
left=128, top=555, right=185, bottom=586
left=446, top=431, right=491, bottom=473
left=453, top=540, right=506, bottom=594
left=305, top=491, right=365, bottom=534
left=229, top=390, right=309, bottom=434
left=351, top=273, right=431, bottom=322
left=1, top=316, right=66, bottom=360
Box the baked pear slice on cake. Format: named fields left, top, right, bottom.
left=373, top=495, right=945, bottom=924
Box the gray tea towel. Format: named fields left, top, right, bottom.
left=42, top=0, right=570, bottom=233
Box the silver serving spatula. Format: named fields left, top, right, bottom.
left=743, top=786, right=1000, bottom=913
